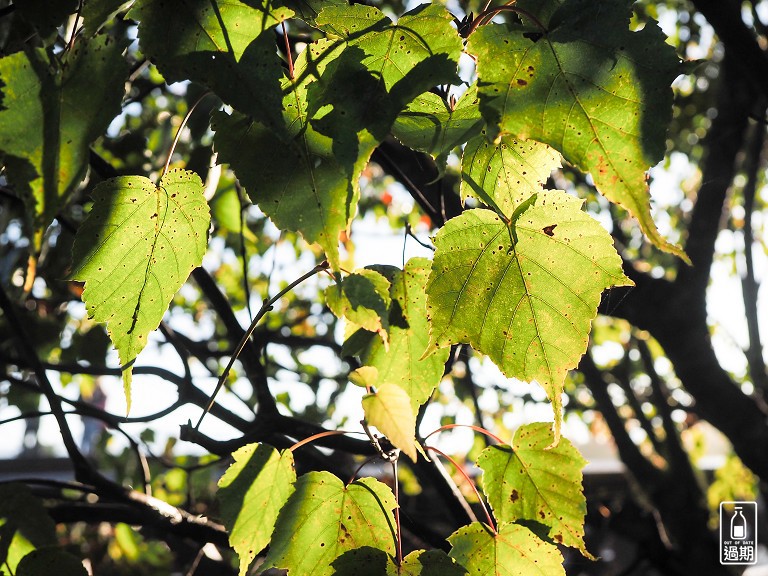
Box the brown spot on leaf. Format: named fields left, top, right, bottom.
left=510, top=489, right=519, bottom=502
left=542, top=224, right=557, bottom=236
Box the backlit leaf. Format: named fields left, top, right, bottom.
left=393, top=86, right=484, bottom=167
left=217, top=443, right=296, bottom=576
left=363, top=383, right=419, bottom=462
left=477, top=423, right=592, bottom=558
left=326, top=269, right=391, bottom=340
left=214, top=5, right=460, bottom=270
left=467, top=0, right=687, bottom=260
left=0, top=32, right=129, bottom=242
left=70, top=169, right=210, bottom=411
left=309, top=3, right=462, bottom=169
left=262, top=472, right=396, bottom=576
left=130, top=0, right=292, bottom=136
left=448, top=522, right=565, bottom=576
left=357, top=259, right=449, bottom=411
left=461, top=133, right=561, bottom=218
left=424, top=199, right=631, bottom=440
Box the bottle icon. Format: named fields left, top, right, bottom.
left=731, top=506, right=747, bottom=540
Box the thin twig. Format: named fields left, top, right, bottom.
left=467, top=3, right=547, bottom=37
left=426, top=445, right=496, bottom=533
left=194, top=261, right=330, bottom=429
left=281, top=21, right=295, bottom=79
left=159, top=91, right=213, bottom=183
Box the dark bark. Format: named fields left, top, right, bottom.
left=606, top=56, right=768, bottom=482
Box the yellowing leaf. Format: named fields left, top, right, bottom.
left=70, top=169, right=210, bottom=411
left=448, top=521, right=565, bottom=575
left=349, top=366, right=379, bottom=388
left=424, top=198, right=632, bottom=441
left=217, top=444, right=296, bottom=576
left=467, top=0, right=687, bottom=260
left=477, top=423, right=593, bottom=558
left=363, top=384, right=419, bottom=462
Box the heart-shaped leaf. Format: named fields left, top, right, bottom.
left=262, top=472, right=396, bottom=576
left=70, top=169, right=210, bottom=410
left=467, top=0, right=686, bottom=260
left=477, top=423, right=592, bottom=558
left=217, top=443, right=296, bottom=576
left=424, top=197, right=631, bottom=440
left=448, top=521, right=565, bottom=575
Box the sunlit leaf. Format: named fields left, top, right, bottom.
left=467, top=0, right=687, bottom=260
left=477, top=423, right=593, bottom=558
left=311, top=4, right=462, bottom=169
left=461, top=133, right=561, bottom=218
left=262, top=472, right=397, bottom=576
left=217, top=443, right=296, bottom=576
left=424, top=198, right=631, bottom=440
left=363, top=383, right=419, bottom=462
left=70, top=169, right=210, bottom=411
left=349, top=366, right=379, bottom=388
left=448, top=521, right=565, bottom=575
left=130, top=0, right=292, bottom=136
left=358, top=259, right=449, bottom=411
left=0, top=32, right=129, bottom=243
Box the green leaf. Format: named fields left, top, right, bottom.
left=262, top=472, right=397, bottom=576
left=0, top=32, right=129, bottom=242
left=214, top=5, right=460, bottom=269
left=311, top=4, right=462, bottom=169
left=212, top=38, right=359, bottom=271
left=69, top=169, right=210, bottom=411
left=424, top=199, right=631, bottom=440
left=358, top=258, right=449, bottom=411
left=15, top=0, right=78, bottom=40
left=461, top=134, right=561, bottom=219
left=477, top=423, right=593, bottom=558
left=393, top=86, right=484, bottom=167
left=0, top=484, right=56, bottom=575
left=326, top=269, right=391, bottom=340
left=389, top=550, right=467, bottom=576
left=467, top=0, right=687, bottom=260
left=16, top=548, right=87, bottom=576
left=448, top=522, right=565, bottom=576
left=82, top=0, right=132, bottom=35
left=217, top=443, right=296, bottom=576
left=130, top=0, right=292, bottom=136
left=283, top=0, right=347, bottom=27
left=363, top=383, right=418, bottom=462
